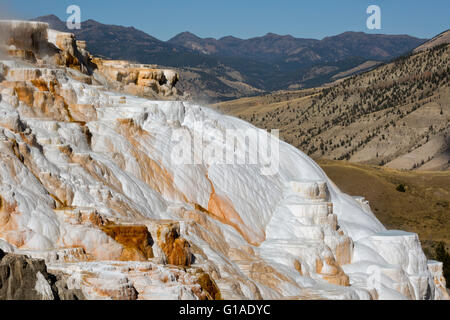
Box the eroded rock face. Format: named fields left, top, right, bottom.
left=101, top=224, right=154, bottom=261
left=428, top=261, right=450, bottom=300
left=92, top=59, right=180, bottom=99
left=156, top=222, right=193, bottom=267
left=47, top=261, right=219, bottom=300
left=0, top=20, right=447, bottom=300
left=0, top=249, right=85, bottom=300
left=0, top=21, right=179, bottom=99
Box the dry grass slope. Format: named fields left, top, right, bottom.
left=214, top=44, right=450, bottom=171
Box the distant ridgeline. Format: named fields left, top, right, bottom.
left=32, top=15, right=427, bottom=102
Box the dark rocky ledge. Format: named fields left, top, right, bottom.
left=0, top=249, right=85, bottom=300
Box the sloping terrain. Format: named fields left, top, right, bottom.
left=33, top=15, right=425, bottom=102
left=214, top=42, right=450, bottom=170
left=414, top=30, right=450, bottom=53
left=0, top=20, right=447, bottom=300
left=318, top=160, right=450, bottom=254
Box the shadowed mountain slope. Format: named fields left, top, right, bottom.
left=33, top=15, right=426, bottom=102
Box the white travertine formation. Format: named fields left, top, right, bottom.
left=92, top=58, right=180, bottom=98
left=0, top=20, right=447, bottom=300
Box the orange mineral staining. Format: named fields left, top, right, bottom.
left=101, top=224, right=154, bottom=261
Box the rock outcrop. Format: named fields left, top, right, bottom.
left=156, top=222, right=194, bottom=266
left=0, top=249, right=85, bottom=300
left=0, top=20, right=179, bottom=99
left=93, top=59, right=179, bottom=98
left=101, top=224, right=154, bottom=261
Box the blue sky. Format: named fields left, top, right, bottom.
left=1, top=0, right=448, bottom=40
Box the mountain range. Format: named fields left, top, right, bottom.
left=33, top=15, right=426, bottom=102
left=169, top=30, right=422, bottom=63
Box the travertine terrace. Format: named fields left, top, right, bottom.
left=0, top=20, right=447, bottom=300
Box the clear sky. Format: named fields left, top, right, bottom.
left=0, top=0, right=448, bottom=40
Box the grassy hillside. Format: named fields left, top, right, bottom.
left=214, top=44, right=450, bottom=170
